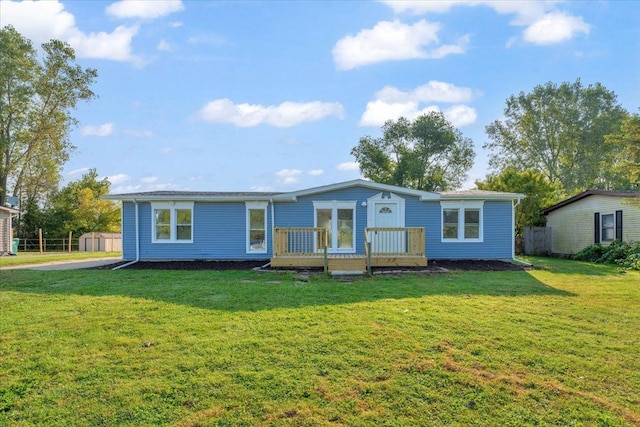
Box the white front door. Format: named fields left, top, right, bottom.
left=367, top=193, right=405, bottom=253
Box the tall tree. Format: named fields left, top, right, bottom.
left=0, top=25, right=98, bottom=207
left=351, top=112, right=475, bottom=191
left=476, top=168, right=561, bottom=236
left=607, top=113, right=640, bottom=188
left=45, top=169, right=120, bottom=238
left=484, top=79, right=628, bottom=194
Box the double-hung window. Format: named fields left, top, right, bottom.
left=151, top=202, right=194, bottom=243
left=246, top=201, right=268, bottom=253
left=600, top=213, right=615, bottom=242
left=441, top=201, right=483, bottom=242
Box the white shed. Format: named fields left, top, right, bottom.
left=79, top=232, right=122, bottom=252
left=0, top=206, right=19, bottom=255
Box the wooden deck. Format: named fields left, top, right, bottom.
left=271, top=227, right=427, bottom=273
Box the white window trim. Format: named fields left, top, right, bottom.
left=246, top=201, right=268, bottom=254
left=600, top=212, right=615, bottom=243
left=440, top=201, right=484, bottom=243
left=151, top=202, right=194, bottom=243
left=313, top=200, right=357, bottom=253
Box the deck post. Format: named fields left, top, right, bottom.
left=367, top=241, right=372, bottom=276
left=323, top=245, right=328, bottom=275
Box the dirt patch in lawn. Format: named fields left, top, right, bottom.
left=92, top=259, right=532, bottom=272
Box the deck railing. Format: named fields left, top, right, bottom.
left=273, top=227, right=425, bottom=257
left=364, top=227, right=425, bottom=257
left=273, top=227, right=328, bottom=257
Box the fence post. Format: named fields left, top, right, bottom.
left=39, top=228, right=43, bottom=254
left=69, top=231, right=73, bottom=253
left=91, top=232, right=95, bottom=252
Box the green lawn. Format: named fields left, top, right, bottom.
left=1, top=257, right=639, bottom=426
left=0, top=251, right=121, bottom=267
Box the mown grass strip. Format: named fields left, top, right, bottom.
left=0, top=257, right=638, bottom=426
left=0, top=251, right=121, bottom=267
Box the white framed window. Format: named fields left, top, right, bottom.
left=441, top=201, right=484, bottom=242
left=246, top=201, right=268, bottom=253
left=313, top=200, right=356, bottom=253
left=151, top=202, right=194, bottom=243
left=601, top=213, right=615, bottom=242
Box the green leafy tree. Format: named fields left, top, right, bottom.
left=45, top=169, right=120, bottom=238
left=476, top=168, right=562, bottom=237
left=0, top=25, right=98, bottom=207
left=607, top=113, right=640, bottom=188
left=351, top=112, right=475, bottom=191
left=484, top=79, right=628, bottom=194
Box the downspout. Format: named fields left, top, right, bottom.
left=113, top=199, right=140, bottom=270
left=511, top=196, right=532, bottom=266
left=269, top=199, right=275, bottom=262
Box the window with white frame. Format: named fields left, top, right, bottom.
left=441, top=201, right=484, bottom=242
left=151, top=202, right=193, bottom=243
left=313, top=200, right=356, bottom=252
left=601, top=213, right=615, bottom=242
left=246, top=201, right=268, bottom=253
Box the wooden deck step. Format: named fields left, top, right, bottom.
left=330, top=270, right=366, bottom=277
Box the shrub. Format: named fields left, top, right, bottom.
left=573, top=243, right=607, bottom=262
left=574, top=240, right=640, bottom=271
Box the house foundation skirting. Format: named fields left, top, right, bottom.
left=270, top=254, right=427, bottom=273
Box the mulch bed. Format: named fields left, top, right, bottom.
left=91, top=259, right=531, bottom=272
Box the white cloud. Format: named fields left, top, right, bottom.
left=111, top=184, right=142, bottom=193
left=375, top=81, right=475, bottom=104
left=67, top=167, right=91, bottom=177
left=359, top=82, right=478, bottom=128
left=442, top=105, right=478, bottom=128
left=523, top=12, right=590, bottom=45
left=81, top=123, right=115, bottom=137
left=68, top=25, right=141, bottom=63
left=308, top=169, right=324, bottom=176
left=336, top=162, right=360, bottom=171
left=106, top=173, right=130, bottom=185
left=157, top=39, right=174, bottom=52
left=159, top=146, right=174, bottom=154
left=140, top=176, right=159, bottom=184
left=106, top=0, right=185, bottom=19
left=194, top=99, right=345, bottom=128
left=381, top=1, right=590, bottom=46
left=2, top=0, right=142, bottom=64
left=333, top=20, right=468, bottom=70
left=275, top=169, right=302, bottom=185
left=360, top=100, right=429, bottom=127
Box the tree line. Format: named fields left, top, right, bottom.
left=2, top=25, right=639, bottom=239
left=1, top=25, right=118, bottom=240
left=352, top=80, right=639, bottom=236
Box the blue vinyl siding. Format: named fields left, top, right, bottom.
left=120, top=185, right=515, bottom=261
left=426, top=201, right=514, bottom=259
left=122, top=202, right=136, bottom=260
left=123, top=201, right=272, bottom=260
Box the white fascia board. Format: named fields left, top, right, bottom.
left=440, top=193, right=526, bottom=201
left=102, top=195, right=290, bottom=202
left=280, top=179, right=441, bottom=201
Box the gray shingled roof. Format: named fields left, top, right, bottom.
left=111, top=190, right=283, bottom=198
left=541, top=190, right=640, bottom=215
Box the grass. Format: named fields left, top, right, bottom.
left=0, top=251, right=121, bottom=267
left=0, top=257, right=639, bottom=426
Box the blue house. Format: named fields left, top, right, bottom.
left=104, top=179, right=524, bottom=272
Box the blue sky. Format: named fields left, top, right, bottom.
left=2, top=0, right=639, bottom=193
